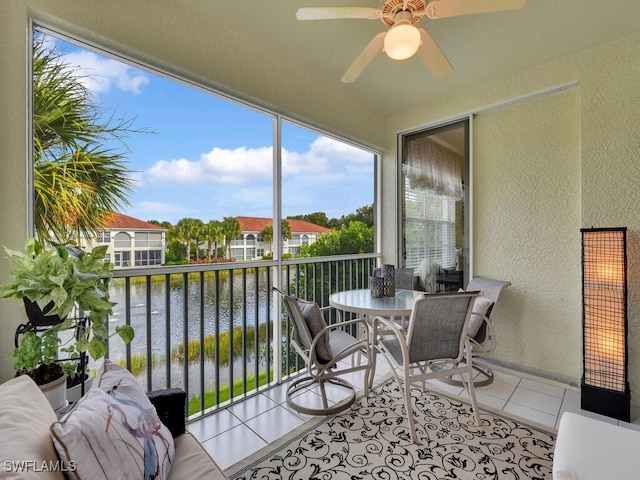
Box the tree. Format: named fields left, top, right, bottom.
left=327, top=204, right=374, bottom=229
left=261, top=220, right=291, bottom=257
left=165, top=239, right=187, bottom=265
left=221, top=217, right=242, bottom=260
left=261, top=225, right=273, bottom=253
left=147, top=220, right=173, bottom=229
left=281, top=219, right=292, bottom=242
left=32, top=35, right=147, bottom=243
left=175, top=217, right=203, bottom=262
left=301, top=221, right=373, bottom=257
left=288, top=212, right=329, bottom=228
left=191, top=220, right=205, bottom=261
left=202, top=220, right=223, bottom=262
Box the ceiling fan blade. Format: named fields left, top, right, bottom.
left=341, top=32, right=386, bottom=83
left=426, top=0, right=526, bottom=19
left=296, top=7, right=382, bottom=21
left=416, top=28, right=453, bottom=79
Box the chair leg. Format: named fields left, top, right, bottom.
left=366, top=347, right=375, bottom=392
left=404, top=378, right=418, bottom=442
left=461, top=368, right=481, bottom=426
left=319, top=379, right=330, bottom=409
left=286, top=375, right=357, bottom=416
left=430, top=358, right=495, bottom=387
left=470, top=360, right=495, bottom=387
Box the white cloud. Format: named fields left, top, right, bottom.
left=310, top=136, right=372, bottom=164
left=282, top=136, right=372, bottom=176
left=144, top=136, right=373, bottom=185
left=61, top=50, right=149, bottom=94
left=146, top=146, right=273, bottom=184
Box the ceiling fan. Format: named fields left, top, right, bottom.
left=296, top=0, right=527, bottom=83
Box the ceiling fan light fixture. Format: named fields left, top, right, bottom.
left=384, top=23, right=421, bottom=60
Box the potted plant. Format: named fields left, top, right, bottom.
left=9, top=328, right=68, bottom=409
left=61, top=361, right=93, bottom=403
left=1, top=238, right=134, bottom=406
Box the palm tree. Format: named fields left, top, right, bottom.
left=281, top=219, right=292, bottom=242
left=164, top=223, right=179, bottom=245
left=202, top=220, right=223, bottom=262
left=261, top=225, right=273, bottom=254
left=221, top=217, right=241, bottom=260
left=175, top=217, right=202, bottom=262
left=191, top=219, right=205, bottom=261
left=261, top=220, right=291, bottom=256
left=32, top=35, right=147, bottom=243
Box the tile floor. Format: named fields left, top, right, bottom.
left=186, top=354, right=640, bottom=470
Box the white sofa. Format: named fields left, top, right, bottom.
left=553, top=412, right=640, bottom=480
left=0, top=373, right=228, bottom=479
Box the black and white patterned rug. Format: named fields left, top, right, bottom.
left=226, top=379, right=556, bottom=479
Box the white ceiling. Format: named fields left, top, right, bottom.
left=181, top=0, right=640, bottom=116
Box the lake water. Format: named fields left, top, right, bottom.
left=99, top=269, right=273, bottom=389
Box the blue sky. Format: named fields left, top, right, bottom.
left=50, top=34, right=374, bottom=225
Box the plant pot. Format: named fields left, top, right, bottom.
left=39, top=372, right=67, bottom=411
left=23, top=297, right=65, bottom=326
left=66, top=374, right=93, bottom=404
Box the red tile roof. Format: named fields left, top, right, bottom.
left=236, top=216, right=331, bottom=234
left=102, top=213, right=165, bottom=230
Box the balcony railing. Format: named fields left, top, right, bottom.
left=106, top=253, right=379, bottom=421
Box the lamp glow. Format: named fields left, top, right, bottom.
left=384, top=23, right=421, bottom=60
left=581, top=227, right=629, bottom=421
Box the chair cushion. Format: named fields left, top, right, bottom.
left=297, top=298, right=332, bottom=363
left=0, top=375, right=64, bottom=480
left=50, top=359, right=175, bottom=480
left=459, top=289, right=493, bottom=338
left=553, top=412, right=640, bottom=480
left=167, top=433, right=226, bottom=479
left=469, top=296, right=493, bottom=337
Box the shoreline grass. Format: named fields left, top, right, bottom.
left=187, top=368, right=273, bottom=415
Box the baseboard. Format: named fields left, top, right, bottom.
left=477, top=356, right=580, bottom=389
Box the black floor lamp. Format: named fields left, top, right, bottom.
left=581, top=227, right=630, bottom=421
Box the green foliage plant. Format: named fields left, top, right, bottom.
left=9, top=330, right=60, bottom=372
left=1, top=238, right=135, bottom=373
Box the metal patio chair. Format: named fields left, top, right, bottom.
left=275, top=288, right=373, bottom=415
left=433, top=276, right=511, bottom=387
left=374, top=291, right=481, bottom=442
left=463, top=276, right=511, bottom=386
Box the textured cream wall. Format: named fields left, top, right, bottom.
left=0, top=0, right=386, bottom=382
left=385, top=33, right=640, bottom=404
left=0, top=2, right=30, bottom=382
left=473, top=90, right=581, bottom=376
left=579, top=36, right=640, bottom=399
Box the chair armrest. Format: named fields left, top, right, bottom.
left=309, top=317, right=371, bottom=364
left=372, top=315, right=405, bottom=340
left=469, top=315, right=496, bottom=354
left=147, top=388, right=187, bottom=438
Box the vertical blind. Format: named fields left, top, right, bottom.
left=403, top=136, right=463, bottom=270
left=404, top=178, right=457, bottom=269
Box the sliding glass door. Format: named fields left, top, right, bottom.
left=400, top=119, right=469, bottom=292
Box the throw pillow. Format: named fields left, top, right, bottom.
left=50, top=360, right=175, bottom=480
left=468, top=295, right=494, bottom=338
left=296, top=298, right=332, bottom=363
left=0, top=376, right=63, bottom=480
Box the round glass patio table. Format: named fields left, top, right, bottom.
left=329, top=288, right=424, bottom=318
left=329, top=289, right=424, bottom=380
